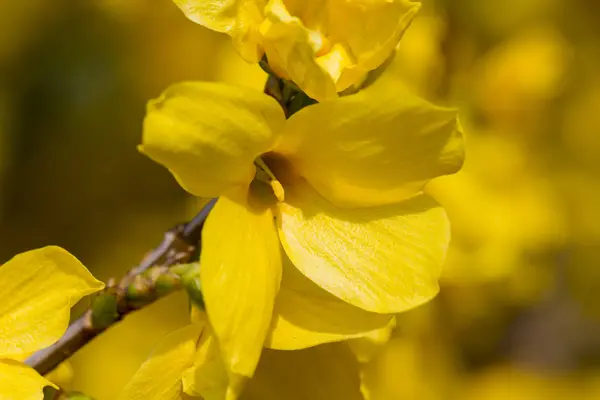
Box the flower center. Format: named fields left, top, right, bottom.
left=250, top=152, right=299, bottom=208
left=254, top=157, right=285, bottom=203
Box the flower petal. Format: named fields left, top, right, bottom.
left=0, top=359, right=54, bottom=400
left=140, top=82, right=285, bottom=198
left=277, top=65, right=464, bottom=208
left=116, top=324, right=203, bottom=400
left=172, top=0, right=247, bottom=33
left=328, top=0, right=421, bottom=91
left=182, top=326, right=229, bottom=400
left=242, top=343, right=364, bottom=400
left=276, top=179, right=448, bottom=313
left=265, top=254, right=392, bottom=350
left=172, top=0, right=266, bottom=62
left=260, top=0, right=338, bottom=101
left=200, top=187, right=282, bottom=379
left=0, top=246, right=104, bottom=358
left=347, top=317, right=396, bottom=363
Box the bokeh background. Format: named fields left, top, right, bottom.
left=2, top=0, right=600, bottom=398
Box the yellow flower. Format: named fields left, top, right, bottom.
left=172, top=0, right=421, bottom=101
left=139, top=59, right=463, bottom=392
left=118, top=310, right=366, bottom=400
left=0, top=246, right=104, bottom=400
left=358, top=305, right=459, bottom=400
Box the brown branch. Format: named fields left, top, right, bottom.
left=25, top=199, right=217, bottom=376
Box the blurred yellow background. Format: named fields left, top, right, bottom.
left=2, top=0, right=600, bottom=398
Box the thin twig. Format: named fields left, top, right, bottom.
left=25, top=199, right=217, bottom=375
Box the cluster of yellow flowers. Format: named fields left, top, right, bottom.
left=0, top=1, right=465, bottom=399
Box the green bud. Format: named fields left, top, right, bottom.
left=172, top=262, right=204, bottom=309
left=126, top=275, right=153, bottom=301
left=91, top=293, right=119, bottom=329
left=154, top=271, right=181, bottom=295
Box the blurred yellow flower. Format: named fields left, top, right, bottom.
left=360, top=335, right=457, bottom=400
left=427, top=132, right=564, bottom=289
left=392, top=12, right=446, bottom=97
left=472, top=25, right=570, bottom=129
left=241, top=340, right=364, bottom=400
left=358, top=303, right=459, bottom=400
left=460, top=365, right=586, bottom=400
left=139, top=57, right=463, bottom=393
left=172, top=0, right=421, bottom=101
left=0, top=246, right=104, bottom=400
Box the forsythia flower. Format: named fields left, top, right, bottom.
left=139, top=56, right=463, bottom=395
left=0, top=246, right=104, bottom=400
left=119, top=310, right=366, bottom=400
left=172, top=0, right=421, bottom=101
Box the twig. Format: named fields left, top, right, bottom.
left=25, top=199, right=217, bottom=375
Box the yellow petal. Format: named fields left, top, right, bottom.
left=347, top=317, right=396, bottom=363
left=172, top=0, right=246, bottom=32
left=0, top=246, right=104, bottom=358
left=173, top=0, right=267, bottom=62
left=182, top=326, right=229, bottom=400
left=44, top=361, right=74, bottom=390
left=276, top=179, right=448, bottom=313
left=0, top=359, right=54, bottom=400
left=116, top=324, right=203, bottom=400
left=200, top=187, right=282, bottom=379
left=229, top=1, right=268, bottom=63
left=277, top=68, right=464, bottom=208
left=260, top=0, right=338, bottom=101
left=140, top=82, right=285, bottom=198
left=242, top=343, right=363, bottom=400
left=328, top=0, right=421, bottom=91
left=266, top=254, right=392, bottom=350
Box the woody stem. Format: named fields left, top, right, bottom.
left=25, top=199, right=216, bottom=376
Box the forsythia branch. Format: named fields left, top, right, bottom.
left=25, top=199, right=217, bottom=376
